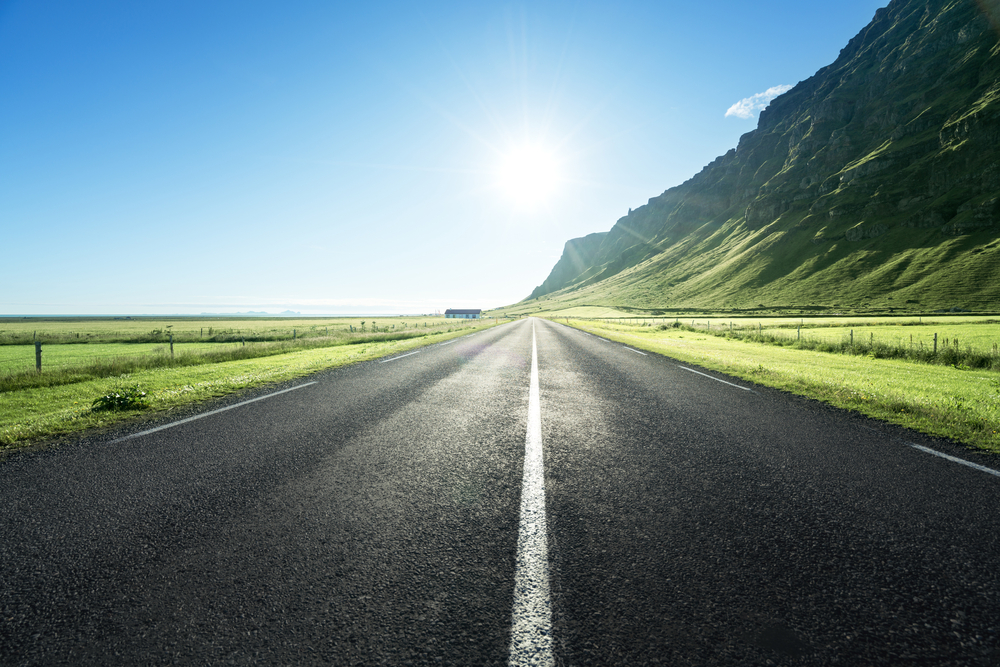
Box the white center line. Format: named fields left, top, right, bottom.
left=678, top=366, right=752, bottom=392
left=379, top=350, right=421, bottom=363
left=624, top=347, right=646, bottom=355
left=110, top=382, right=318, bottom=443
left=508, top=322, right=554, bottom=667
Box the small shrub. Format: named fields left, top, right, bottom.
left=91, top=383, right=149, bottom=412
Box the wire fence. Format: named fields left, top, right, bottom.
left=588, top=318, right=1000, bottom=371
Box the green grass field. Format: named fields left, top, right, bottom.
left=0, top=341, right=231, bottom=374
left=0, top=316, right=499, bottom=450
left=753, top=322, right=1000, bottom=352
left=646, top=317, right=1000, bottom=360
left=563, top=318, right=1000, bottom=454
left=0, top=315, right=478, bottom=344
left=0, top=316, right=491, bottom=392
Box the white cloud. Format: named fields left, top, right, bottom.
left=725, top=84, right=794, bottom=119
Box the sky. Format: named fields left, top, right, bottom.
left=1, top=0, right=888, bottom=316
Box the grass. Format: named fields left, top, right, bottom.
left=0, top=316, right=491, bottom=392
left=647, top=317, right=1000, bottom=371
left=560, top=318, right=1000, bottom=454
left=0, top=341, right=225, bottom=373
left=0, top=318, right=499, bottom=450
left=493, top=219, right=1000, bottom=319
left=0, top=315, right=475, bottom=345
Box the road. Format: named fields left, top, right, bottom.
left=2, top=318, right=999, bottom=665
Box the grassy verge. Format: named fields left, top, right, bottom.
left=679, top=322, right=1000, bottom=371
left=562, top=319, right=1000, bottom=454
left=0, top=315, right=465, bottom=344
left=0, top=329, right=461, bottom=393
left=0, top=322, right=498, bottom=451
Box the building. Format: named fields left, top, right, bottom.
left=444, top=309, right=482, bottom=319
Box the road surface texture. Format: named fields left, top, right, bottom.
left=2, top=318, right=998, bottom=665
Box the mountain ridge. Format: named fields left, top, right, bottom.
left=526, top=0, right=1000, bottom=313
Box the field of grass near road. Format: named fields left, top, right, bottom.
left=0, top=318, right=498, bottom=450
left=753, top=322, right=1000, bottom=353
left=0, top=315, right=469, bottom=345
left=563, top=319, right=1000, bottom=454
left=0, top=342, right=231, bottom=374
left=565, top=315, right=1000, bottom=369
left=0, top=316, right=491, bottom=393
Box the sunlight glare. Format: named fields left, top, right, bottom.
left=496, top=145, right=561, bottom=208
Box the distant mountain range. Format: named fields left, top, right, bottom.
left=526, top=0, right=1000, bottom=314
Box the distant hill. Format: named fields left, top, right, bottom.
left=526, top=0, right=1000, bottom=314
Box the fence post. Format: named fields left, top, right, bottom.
left=934, top=333, right=938, bottom=354
left=293, top=329, right=296, bottom=340
left=850, top=330, right=854, bottom=348
left=170, top=333, right=174, bottom=359
left=797, top=325, right=801, bottom=341
left=35, top=341, right=41, bottom=373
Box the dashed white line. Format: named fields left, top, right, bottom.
left=379, top=350, right=422, bottom=363
left=439, top=341, right=456, bottom=346
left=110, top=382, right=318, bottom=443
left=624, top=347, right=647, bottom=356
left=908, top=443, right=1000, bottom=478
left=508, top=322, right=554, bottom=667
left=678, top=366, right=752, bottom=392
left=859, top=424, right=1000, bottom=478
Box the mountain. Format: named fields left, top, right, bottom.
left=527, top=0, right=1000, bottom=313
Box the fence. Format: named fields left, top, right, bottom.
left=590, top=318, right=1000, bottom=371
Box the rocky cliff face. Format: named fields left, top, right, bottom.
left=528, top=0, right=1000, bottom=310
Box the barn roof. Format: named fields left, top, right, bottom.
left=444, top=309, right=482, bottom=315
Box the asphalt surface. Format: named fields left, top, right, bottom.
left=2, top=318, right=999, bottom=665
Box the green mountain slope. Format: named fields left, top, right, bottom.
left=526, top=0, right=1000, bottom=313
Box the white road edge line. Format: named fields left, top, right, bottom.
left=439, top=341, right=456, bottom=346
left=380, top=350, right=422, bottom=362
left=509, top=321, right=554, bottom=667
left=110, top=382, right=318, bottom=444
left=678, top=366, right=752, bottom=392
left=624, top=347, right=647, bottom=355
left=908, top=443, right=1000, bottom=478
left=860, top=424, right=1000, bottom=478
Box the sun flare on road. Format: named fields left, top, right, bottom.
left=496, top=144, right=561, bottom=209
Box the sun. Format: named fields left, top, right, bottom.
left=496, top=144, right=561, bottom=208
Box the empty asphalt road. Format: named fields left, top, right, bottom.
left=2, top=318, right=999, bottom=665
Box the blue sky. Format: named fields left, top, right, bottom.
left=1, top=0, right=887, bottom=315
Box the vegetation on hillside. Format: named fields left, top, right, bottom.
left=523, top=0, right=1000, bottom=314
